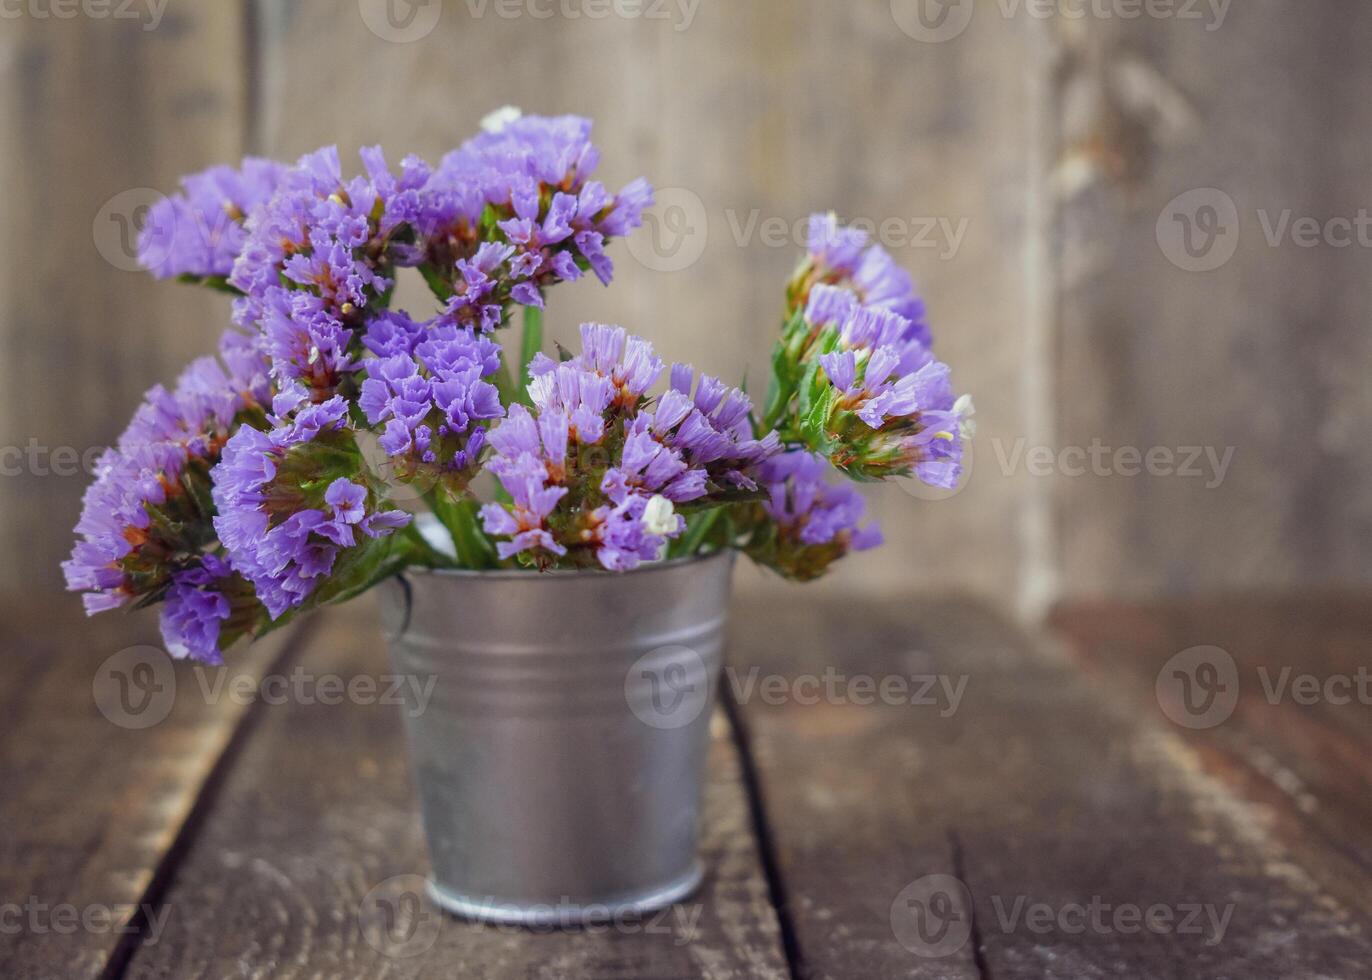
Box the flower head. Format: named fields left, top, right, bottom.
left=793, top=213, right=929, bottom=347
left=359, top=317, right=505, bottom=491
left=139, top=158, right=286, bottom=280
left=746, top=451, right=882, bottom=581
left=63, top=348, right=270, bottom=619
left=212, top=397, right=409, bottom=619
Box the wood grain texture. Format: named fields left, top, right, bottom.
left=123, top=597, right=790, bottom=979
left=248, top=0, right=1044, bottom=605
left=1051, top=595, right=1372, bottom=916
left=1051, top=1, right=1372, bottom=596
left=0, top=3, right=248, bottom=595
left=0, top=599, right=303, bottom=979
left=729, top=596, right=1372, bottom=979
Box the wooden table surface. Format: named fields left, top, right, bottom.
left=3, top=593, right=1370, bottom=979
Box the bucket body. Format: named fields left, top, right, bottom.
left=379, top=549, right=735, bottom=925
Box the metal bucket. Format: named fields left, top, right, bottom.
left=379, top=548, right=735, bottom=926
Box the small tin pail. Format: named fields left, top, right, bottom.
left=379, top=549, right=735, bottom=925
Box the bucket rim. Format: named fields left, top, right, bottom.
left=400, top=546, right=736, bottom=581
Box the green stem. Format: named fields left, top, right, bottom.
left=520, top=305, right=544, bottom=392
left=670, top=506, right=725, bottom=559
left=427, top=491, right=498, bottom=569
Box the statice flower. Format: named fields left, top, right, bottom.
left=481, top=324, right=699, bottom=570
left=158, top=555, right=265, bottom=664
left=359, top=316, right=505, bottom=491
left=63, top=348, right=271, bottom=620
left=655, top=364, right=782, bottom=491
left=806, top=300, right=972, bottom=486
left=138, top=157, right=286, bottom=280
left=229, top=146, right=419, bottom=393
left=790, top=213, right=929, bottom=348
left=421, top=112, right=653, bottom=321
left=212, top=395, right=409, bottom=619
left=745, top=451, right=882, bottom=581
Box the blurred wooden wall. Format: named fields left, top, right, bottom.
left=2, top=0, right=1368, bottom=610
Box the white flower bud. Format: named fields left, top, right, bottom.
left=480, top=106, right=523, bottom=134
left=642, top=495, right=677, bottom=536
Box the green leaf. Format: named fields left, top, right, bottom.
left=669, top=507, right=724, bottom=559
left=418, top=263, right=455, bottom=302
left=428, top=493, right=498, bottom=570
left=175, top=273, right=242, bottom=296
left=520, top=305, right=543, bottom=380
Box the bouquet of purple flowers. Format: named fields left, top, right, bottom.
left=64, top=110, right=973, bottom=664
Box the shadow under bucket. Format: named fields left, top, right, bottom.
left=379, top=548, right=735, bottom=926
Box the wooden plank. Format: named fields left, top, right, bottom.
left=249, top=0, right=1043, bottom=604
left=0, top=4, right=247, bottom=595
left=123, top=597, right=790, bottom=979
left=1052, top=1, right=1372, bottom=596
left=0, top=600, right=303, bottom=979
left=1050, top=596, right=1372, bottom=907
left=730, top=596, right=1372, bottom=979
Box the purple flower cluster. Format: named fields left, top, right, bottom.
left=789, top=254, right=973, bottom=486
left=484, top=323, right=775, bottom=570
left=228, top=146, right=420, bottom=393
left=138, top=158, right=286, bottom=281
left=63, top=336, right=272, bottom=660
left=749, top=450, right=882, bottom=580
left=798, top=213, right=929, bottom=347
left=425, top=112, right=653, bottom=326
left=359, top=315, right=505, bottom=489
left=212, top=395, right=409, bottom=619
